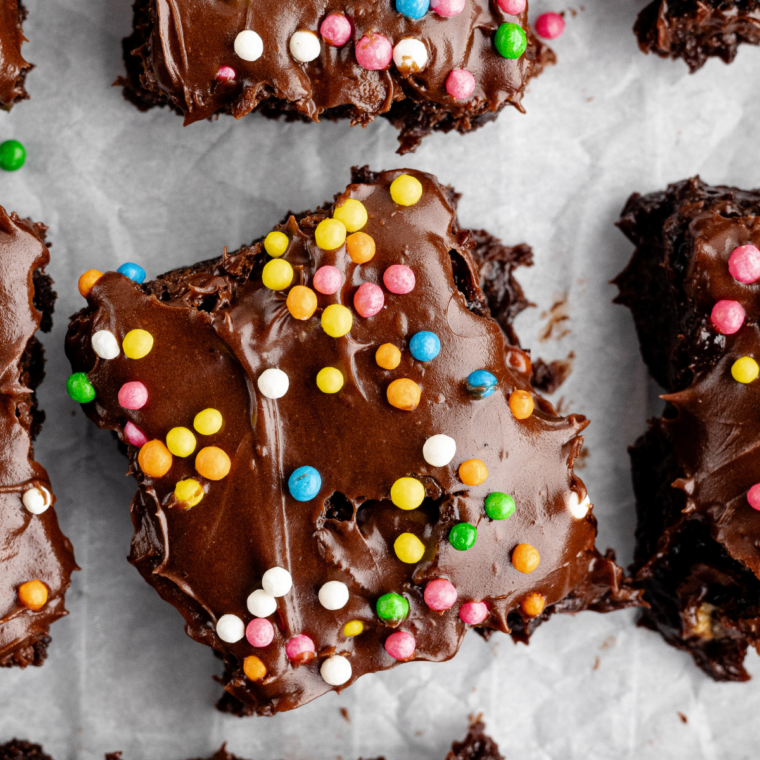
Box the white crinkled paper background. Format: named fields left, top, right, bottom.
left=1, top=0, right=759, bottom=758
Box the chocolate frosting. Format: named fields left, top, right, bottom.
left=67, top=169, right=635, bottom=714
left=0, top=208, right=76, bottom=667
left=0, top=0, right=30, bottom=109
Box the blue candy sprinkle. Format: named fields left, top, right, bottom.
left=409, top=331, right=441, bottom=362
left=117, top=262, right=147, bottom=284
left=288, top=466, right=322, bottom=502
left=396, top=0, right=429, bottom=19
left=466, top=370, right=497, bottom=399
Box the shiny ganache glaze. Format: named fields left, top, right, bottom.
left=0, top=0, right=29, bottom=108
left=67, top=170, right=612, bottom=714
left=0, top=208, right=76, bottom=667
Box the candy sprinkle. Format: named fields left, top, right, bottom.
left=466, top=370, right=497, bottom=399
left=729, top=245, right=760, bottom=284
left=376, top=343, right=402, bottom=370
left=117, top=262, right=146, bottom=284
left=446, top=69, right=476, bottom=100
left=234, top=29, right=263, bottom=61
left=343, top=620, right=364, bottom=637
left=383, top=264, right=416, bottom=294
left=334, top=199, right=368, bottom=232
left=316, top=367, right=344, bottom=394
left=354, top=282, right=385, bottom=318
left=318, top=580, right=350, bottom=610
left=166, top=427, right=196, bottom=458
left=315, top=218, right=347, bottom=250
left=216, top=613, right=245, bottom=643
left=313, top=265, right=343, bottom=294
left=485, top=492, right=515, bottom=520
left=384, top=630, right=416, bottom=660
left=124, top=421, right=148, bottom=447
left=195, top=446, right=231, bottom=480
left=423, top=434, right=456, bottom=467
left=424, top=579, right=457, bottom=611
left=355, top=33, right=393, bottom=70
left=449, top=522, right=477, bottom=551
left=18, top=580, right=47, bottom=610
left=320, top=13, right=352, bottom=46
left=390, top=175, right=423, bottom=206
left=78, top=269, right=103, bottom=298
left=497, top=0, right=526, bottom=12
left=138, top=440, right=173, bottom=478
left=67, top=373, right=95, bottom=403
left=430, top=0, right=465, bottom=17
left=289, top=465, right=322, bottom=501
left=459, top=601, right=488, bottom=625
left=711, top=300, right=745, bottom=335
left=494, top=22, right=528, bottom=59
left=246, top=617, right=275, bottom=647
left=174, top=478, right=204, bottom=508
left=567, top=492, right=590, bottom=519
left=264, top=231, right=289, bottom=257
left=387, top=378, right=421, bottom=410
left=393, top=38, right=429, bottom=73
left=289, top=30, right=321, bottom=62
left=748, top=483, right=760, bottom=510
left=193, top=408, right=223, bottom=435
left=391, top=477, right=425, bottom=510
left=321, top=654, right=352, bottom=685
left=263, top=567, right=293, bottom=597
left=535, top=12, right=565, bottom=39
left=258, top=368, right=289, bottom=399
left=118, top=381, right=148, bottom=410
left=287, top=285, right=318, bottom=321
left=376, top=592, right=409, bottom=623
left=409, top=331, right=440, bottom=361
left=322, top=304, right=353, bottom=337
left=459, top=458, right=488, bottom=486
left=396, top=0, right=429, bottom=20
left=243, top=655, right=267, bottom=681
left=521, top=592, right=545, bottom=617
left=394, top=532, right=426, bottom=563
left=247, top=588, right=277, bottom=617
left=262, top=259, right=294, bottom=291
left=0, top=139, right=26, bottom=171
left=347, top=232, right=376, bottom=264
left=122, top=329, right=154, bottom=359
left=217, top=66, right=236, bottom=81
left=512, top=543, right=540, bottom=573
left=731, top=356, right=759, bottom=384
left=91, top=330, right=120, bottom=360
left=22, top=486, right=51, bottom=515
left=509, top=389, right=534, bottom=419
left=286, top=634, right=315, bottom=663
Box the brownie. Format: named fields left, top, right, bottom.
left=0, top=208, right=77, bottom=668
left=635, top=0, right=760, bottom=73
left=117, top=0, right=554, bottom=154
left=0, top=0, right=31, bottom=109
left=616, top=177, right=760, bottom=680
left=66, top=167, right=638, bottom=716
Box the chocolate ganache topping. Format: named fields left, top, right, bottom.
left=67, top=168, right=637, bottom=714
left=120, top=0, right=552, bottom=152
left=0, top=0, right=31, bottom=109
left=0, top=208, right=77, bottom=668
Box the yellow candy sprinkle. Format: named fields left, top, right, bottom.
left=264, top=231, right=289, bottom=258
left=321, top=304, right=353, bottom=338
left=732, top=356, right=759, bottom=384
left=317, top=367, right=344, bottom=394
left=333, top=199, right=368, bottom=232
left=262, top=259, right=294, bottom=291
left=390, top=174, right=423, bottom=206
left=343, top=620, right=365, bottom=637
left=390, top=477, right=425, bottom=510
left=122, top=329, right=154, bottom=360
left=376, top=343, right=401, bottom=370
left=394, top=532, right=425, bottom=564
left=315, top=218, right=347, bottom=251
left=194, top=408, right=223, bottom=435
left=166, top=426, right=197, bottom=457
left=174, top=478, right=204, bottom=509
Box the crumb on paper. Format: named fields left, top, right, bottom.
left=531, top=352, right=575, bottom=394
left=539, top=294, right=571, bottom=343
left=592, top=656, right=601, bottom=670
left=599, top=635, right=617, bottom=650
left=678, top=712, right=688, bottom=724
left=340, top=707, right=350, bottom=723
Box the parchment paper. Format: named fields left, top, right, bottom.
left=1, top=1, right=758, bottom=758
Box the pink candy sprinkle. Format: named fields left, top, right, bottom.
left=459, top=601, right=488, bottom=625
left=430, top=0, right=466, bottom=17
left=383, top=265, right=416, bottom=295
left=313, top=265, right=342, bottom=295
left=355, top=33, right=393, bottom=71
left=729, top=245, right=760, bottom=284
left=711, top=299, right=745, bottom=335
left=424, top=579, right=457, bottom=611
left=118, top=381, right=148, bottom=410
left=384, top=631, right=416, bottom=661
left=497, top=0, right=526, bottom=14
left=246, top=618, right=275, bottom=647
left=446, top=69, right=476, bottom=100
left=124, top=421, right=148, bottom=447
left=354, top=282, right=385, bottom=318
left=535, top=12, right=565, bottom=39
left=321, top=13, right=352, bottom=46
left=748, top=484, right=760, bottom=510
left=216, top=66, right=236, bottom=81
left=286, top=634, right=316, bottom=663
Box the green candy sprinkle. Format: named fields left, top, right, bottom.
left=376, top=592, right=409, bottom=623
left=449, top=522, right=477, bottom=551
left=485, top=492, right=516, bottom=521
left=0, top=140, right=26, bottom=172
left=67, top=372, right=95, bottom=403
left=494, top=23, right=528, bottom=60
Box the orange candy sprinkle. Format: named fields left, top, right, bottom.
left=243, top=655, right=267, bottom=682
left=346, top=232, right=376, bottom=264
left=387, top=378, right=421, bottom=411
left=196, top=446, right=231, bottom=480
left=509, top=390, right=534, bottom=420
left=458, top=458, right=488, bottom=486
left=138, top=440, right=173, bottom=478
left=286, top=285, right=318, bottom=321
left=376, top=343, right=401, bottom=370
left=512, top=543, right=541, bottom=574
left=521, top=592, right=545, bottom=617
left=78, top=269, right=103, bottom=297
left=18, top=579, right=48, bottom=611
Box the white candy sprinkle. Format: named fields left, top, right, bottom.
left=22, top=485, right=51, bottom=515
left=568, top=492, right=591, bottom=519
left=262, top=566, right=293, bottom=597
left=318, top=580, right=349, bottom=610
left=289, top=30, right=321, bottom=63
left=247, top=588, right=277, bottom=617
left=320, top=654, right=352, bottom=686
left=392, top=38, right=429, bottom=73
left=234, top=30, right=264, bottom=62
left=257, top=368, right=289, bottom=399
left=422, top=434, right=456, bottom=467
left=91, top=330, right=120, bottom=360
left=216, top=614, right=245, bottom=643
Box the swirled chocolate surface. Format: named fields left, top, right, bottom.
left=0, top=208, right=76, bottom=668
left=67, top=168, right=635, bottom=715
left=0, top=0, right=30, bottom=108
